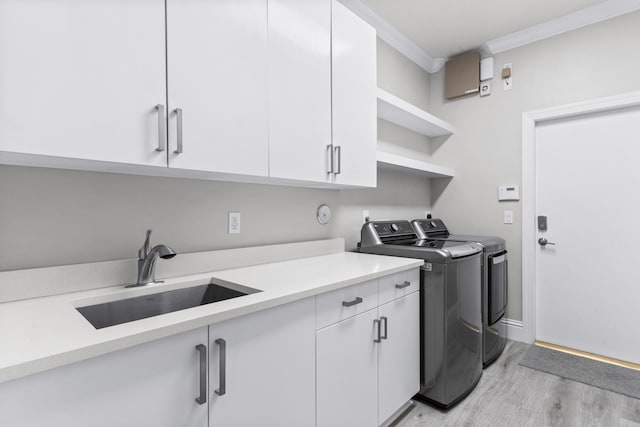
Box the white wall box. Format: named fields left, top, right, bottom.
left=0, top=0, right=377, bottom=189
left=166, top=0, right=269, bottom=177
left=0, top=0, right=168, bottom=168
left=209, top=297, right=316, bottom=427
left=0, top=327, right=208, bottom=427
left=316, top=269, right=420, bottom=426
left=331, top=0, right=378, bottom=187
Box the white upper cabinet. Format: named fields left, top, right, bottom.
left=268, top=0, right=333, bottom=184
left=0, top=0, right=167, bottom=167
left=331, top=0, right=377, bottom=187
left=166, top=0, right=269, bottom=177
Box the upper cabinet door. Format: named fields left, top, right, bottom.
left=0, top=0, right=167, bottom=167
left=268, top=0, right=332, bottom=184
left=166, top=0, right=269, bottom=176
left=331, top=0, right=377, bottom=187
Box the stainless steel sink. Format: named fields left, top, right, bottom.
left=77, top=280, right=261, bottom=329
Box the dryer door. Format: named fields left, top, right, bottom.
left=488, top=251, right=508, bottom=325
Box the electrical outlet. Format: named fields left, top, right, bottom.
left=425, top=210, right=431, bottom=219
left=228, top=212, right=240, bottom=234
left=362, top=210, right=370, bottom=223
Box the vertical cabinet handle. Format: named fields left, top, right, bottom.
left=155, top=104, right=166, bottom=152
left=380, top=316, right=388, bottom=340
left=334, top=146, right=342, bottom=175
left=373, top=319, right=381, bottom=343
left=326, top=144, right=334, bottom=174
left=195, top=344, right=207, bottom=405
left=395, top=281, right=411, bottom=289
left=174, top=108, right=183, bottom=154
left=215, top=338, right=226, bottom=396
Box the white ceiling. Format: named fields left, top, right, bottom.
left=363, top=0, right=608, bottom=58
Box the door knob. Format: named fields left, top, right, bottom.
left=538, top=237, right=556, bottom=246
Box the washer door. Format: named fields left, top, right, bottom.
left=488, top=250, right=508, bottom=325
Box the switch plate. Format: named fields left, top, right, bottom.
left=504, top=210, right=513, bottom=224
left=503, top=63, right=513, bottom=91
left=425, top=210, right=431, bottom=219
left=228, top=212, right=240, bottom=234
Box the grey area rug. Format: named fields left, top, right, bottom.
left=519, top=345, right=640, bottom=400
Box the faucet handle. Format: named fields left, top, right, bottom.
left=138, top=229, right=152, bottom=260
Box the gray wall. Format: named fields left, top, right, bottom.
left=428, top=11, right=640, bottom=321
left=0, top=39, right=433, bottom=271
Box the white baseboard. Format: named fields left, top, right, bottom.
left=502, top=318, right=526, bottom=343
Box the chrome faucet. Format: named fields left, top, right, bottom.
left=127, top=229, right=177, bottom=288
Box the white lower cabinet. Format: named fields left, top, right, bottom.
left=0, top=270, right=418, bottom=427
left=378, top=292, right=421, bottom=423
left=209, top=297, right=316, bottom=427
left=316, top=272, right=420, bottom=427
left=0, top=327, right=209, bottom=427
left=317, top=308, right=380, bottom=427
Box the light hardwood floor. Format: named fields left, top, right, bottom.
left=394, top=341, right=640, bottom=427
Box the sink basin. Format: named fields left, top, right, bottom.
left=77, top=280, right=261, bottom=329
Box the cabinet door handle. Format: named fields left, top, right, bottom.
left=155, top=104, right=166, bottom=152
left=327, top=144, right=334, bottom=174
left=215, top=338, right=226, bottom=396
left=342, top=296, right=363, bottom=307
left=195, top=344, right=207, bottom=405
left=395, top=281, right=411, bottom=289
left=174, top=108, right=183, bottom=154
left=334, top=146, right=342, bottom=175
left=373, top=318, right=381, bottom=343
left=380, top=316, right=388, bottom=340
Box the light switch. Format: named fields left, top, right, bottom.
left=504, top=211, right=514, bottom=224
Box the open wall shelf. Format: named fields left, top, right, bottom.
left=377, top=151, right=455, bottom=178
left=377, top=89, right=454, bottom=137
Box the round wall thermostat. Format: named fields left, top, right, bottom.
left=317, top=204, right=332, bottom=225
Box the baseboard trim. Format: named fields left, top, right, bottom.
left=535, top=340, right=640, bottom=371
left=502, top=318, right=525, bottom=343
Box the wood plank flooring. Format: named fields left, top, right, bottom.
left=394, top=341, right=640, bottom=427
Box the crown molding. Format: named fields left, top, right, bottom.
left=483, top=0, right=640, bottom=54
left=338, top=0, right=445, bottom=73
left=340, top=0, right=640, bottom=73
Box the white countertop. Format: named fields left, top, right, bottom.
left=0, top=251, right=422, bottom=384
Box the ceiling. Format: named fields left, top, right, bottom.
left=363, top=0, right=608, bottom=58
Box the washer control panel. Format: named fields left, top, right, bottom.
left=373, top=221, right=415, bottom=237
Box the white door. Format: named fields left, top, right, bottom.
left=0, top=327, right=208, bottom=427
left=331, top=0, right=377, bottom=188
left=0, top=0, right=167, bottom=167
left=268, top=0, right=332, bottom=184
left=378, top=292, right=420, bottom=424
left=316, top=308, right=379, bottom=427
left=209, top=298, right=315, bottom=427
left=166, top=0, right=269, bottom=176
left=535, top=105, right=640, bottom=364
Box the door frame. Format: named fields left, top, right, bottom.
left=521, top=90, right=640, bottom=343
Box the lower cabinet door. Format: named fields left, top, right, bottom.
left=0, top=327, right=209, bottom=427
left=316, top=308, right=379, bottom=427
left=378, top=292, right=420, bottom=424
left=209, top=297, right=316, bottom=427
